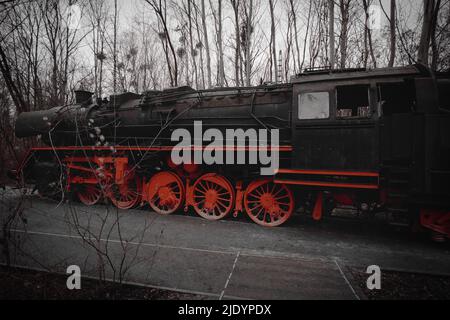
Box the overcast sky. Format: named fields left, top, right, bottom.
left=69, top=0, right=423, bottom=93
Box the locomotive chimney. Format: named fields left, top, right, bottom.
left=74, top=90, right=93, bottom=105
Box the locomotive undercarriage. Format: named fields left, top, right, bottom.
left=17, top=146, right=402, bottom=229
left=17, top=147, right=297, bottom=227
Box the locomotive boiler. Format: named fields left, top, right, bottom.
left=12, top=65, right=450, bottom=239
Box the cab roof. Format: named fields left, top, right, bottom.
left=291, top=65, right=430, bottom=84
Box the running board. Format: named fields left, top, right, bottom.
left=274, top=169, right=379, bottom=190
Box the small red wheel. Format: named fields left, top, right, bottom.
left=77, top=184, right=102, bottom=206
left=192, top=174, right=234, bottom=221
left=109, top=168, right=141, bottom=210
left=147, top=171, right=184, bottom=215
left=244, top=180, right=294, bottom=227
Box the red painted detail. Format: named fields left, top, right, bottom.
left=64, top=156, right=122, bottom=164
left=192, top=174, right=234, bottom=221
left=244, top=180, right=294, bottom=227
left=184, top=178, right=194, bottom=212
left=114, top=158, right=128, bottom=185
left=64, top=156, right=128, bottom=184
left=183, top=163, right=200, bottom=174
left=108, top=166, right=141, bottom=210
left=420, top=209, right=450, bottom=238
left=144, top=171, right=184, bottom=215
left=274, top=179, right=379, bottom=190
left=234, top=181, right=244, bottom=218
left=276, top=168, right=379, bottom=178
left=28, top=145, right=293, bottom=152
left=66, top=164, right=98, bottom=175
left=312, top=192, right=323, bottom=221
left=77, top=184, right=102, bottom=206
left=332, top=193, right=354, bottom=206
left=69, top=177, right=99, bottom=185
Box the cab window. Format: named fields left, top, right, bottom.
left=377, top=82, right=415, bottom=115
left=298, top=92, right=330, bottom=120
left=336, top=85, right=371, bottom=119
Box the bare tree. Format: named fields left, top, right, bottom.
left=87, top=0, right=110, bottom=98
left=200, top=0, right=212, bottom=88
left=300, top=0, right=313, bottom=71
left=429, top=0, right=443, bottom=70
left=242, top=0, right=254, bottom=86
left=113, top=0, right=118, bottom=93
left=146, top=0, right=179, bottom=87
left=269, top=0, right=278, bottom=82
left=329, top=0, right=335, bottom=68
left=187, top=0, right=199, bottom=88
left=308, top=0, right=330, bottom=68
left=192, top=1, right=206, bottom=89
left=363, top=0, right=377, bottom=68
left=230, top=0, right=241, bottom=86
left=433, top=1, right=450, bottom=70
left=378, top=0, right=397, bottom=67
left=209, top=0, right=225, bottom=86
left=338, top=0, right=351, bottom=69
left=418, top=0, right=440, bottom=66
left=389, top=0, right=397, bottom=67
left=287, top=0, right=301, bottom=73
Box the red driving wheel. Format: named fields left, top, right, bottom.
left=109, top=167, right=142, bottom=210
left=192, top=174, right=234, bottom=221
left=77, top=184, right=102, bottom=206
left=147, top=171, right=184, bottom=215
left=244, top=180, right=294, bottom=227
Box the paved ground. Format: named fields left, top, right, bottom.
left=1, top=187, right=449, bottom=300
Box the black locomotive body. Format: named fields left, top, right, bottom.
left=13, top=65, right=450, bottom=237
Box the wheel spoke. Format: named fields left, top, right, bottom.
left=244, top=181, right=294, bottom=227
left=78, top=184, right=102, bottom=206
left=110, top=168, right=141, bottom=210
left=193, top=175, right=234, bottom=221
left=147, top=172, right=184, bottom=215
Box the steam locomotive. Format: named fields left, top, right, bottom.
left=13, top=65, right=450, bottom=239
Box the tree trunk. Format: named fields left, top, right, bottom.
left=209, top=0, right=225, bottom=86
left=388, top=0, right=397, bottom=67
left=193, top=3, right=206, bottom=89
left=289, top=0, right=301, bottom=73
left=300, top=0, right=313, bottom=71
left=230, top=0, right=240, bottom=86
left=201, top=0, right=212, bottom=88
left=187, top=0, right=199, bottom=88
left=269, top=0, right=278, bottom=83
left=363, top=0, right=377, bottom=68
left=430, top=0, right=442, bottom=71
left=339, top=0, right=350, bottom=69
left=245, top=0, right=253, bottom=86
left=418, top=0, right=436, bottom=65
left=0, top=45, right=28, bottom=113
left=146, top=0, right=179, bottom=87
left=329, top=0, right=335, bottom=68
left=113, top=0, right=118, bottom=93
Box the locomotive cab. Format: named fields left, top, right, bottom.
left=274, top=65, right=450, bottom=237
